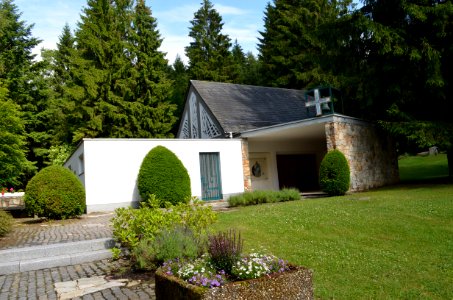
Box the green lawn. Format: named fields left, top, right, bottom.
left=399, top=154, right=449, bottom=183
left=212, top=184, right=453, bottom=299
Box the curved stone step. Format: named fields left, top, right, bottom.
left=0, top=238, right=114, bottom=275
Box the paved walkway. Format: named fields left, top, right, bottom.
left=0, top=212, right=113, bottom=250
left=0, top=212, right=156, bottom=299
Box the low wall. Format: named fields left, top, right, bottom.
left=0, top=192, right=25, bottom=210
left=325, top=117, right=399, bottom=191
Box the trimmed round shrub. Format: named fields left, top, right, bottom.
left=319, top=149, right=350, bottom=196
left=0, top=210, right=13, bottom=237
left=137, top=146, right=191, bottom=206
left=24, top=165, right=85, bottom=219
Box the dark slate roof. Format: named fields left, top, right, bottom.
left=191, top=80, right=312, bottom=133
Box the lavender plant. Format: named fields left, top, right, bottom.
left=208, top=230, right=243, bottom=273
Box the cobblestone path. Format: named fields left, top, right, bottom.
left=0, top=213, right=113, bottom=250
left=0, top=259, right=155, bottom=300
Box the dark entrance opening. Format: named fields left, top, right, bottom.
left=277, top=154, right=319, bottom=192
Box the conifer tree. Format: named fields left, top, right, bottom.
left=67, top=0, right=175, bottom=141
left=258, top=0, right=349, bottom=89
left=185, top=0, right=232, bottom=81
left=0, top=0, right=52, bottom=179
left=129, top=0, right=176, bottom=137
left=0, top=81, right=34, bottom=187
left=168, top=55, right=189, bottom=131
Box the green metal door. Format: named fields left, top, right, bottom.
left=199, top=153, right=222, bottom=200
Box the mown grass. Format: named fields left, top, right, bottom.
left=213, top=185, right=453, bottom=299
left=399, top=154, right=449, bottom=183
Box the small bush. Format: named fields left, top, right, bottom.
left=0, top=210, right=13, bottom=237
left=24, top=165, right=85, bottom=219
left=132, top=227, right=200, bottom=271
left=208, top=230, right=243, bottom=273
left=112, top=200, right=217, bottom=250
left=228, top=188, right=300, bottom=207
left=319, top=149, right=350, bottom=196
left=137, top=146, right=191, bottom=206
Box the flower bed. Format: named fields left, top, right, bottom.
left=155, top=264, right=313, bottom=300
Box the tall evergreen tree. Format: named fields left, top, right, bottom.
left=66, top=0, right=175, bottom=142
left=0, top=0, right=52, bottom=180
left=258, top=0, right=351, bottom=89
left=0, top=79, right=34, bottom=188
left=351, top=0, right=453, bottom=176
left=129, top=0, right=176, bottom=137
left=185, top=0, right=232, bottom=81
left=168, top=54, right=189, bottom=132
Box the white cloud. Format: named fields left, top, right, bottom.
left=215, top=4, right=248, bottom=15
left=155, top=4, right=199, bottom=23
left=160, top=34, right=191, bottom=65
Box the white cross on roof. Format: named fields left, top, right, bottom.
left=305, top=89, right=331, bottom=116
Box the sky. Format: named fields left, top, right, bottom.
left=14, top=0, right=268, bottom=64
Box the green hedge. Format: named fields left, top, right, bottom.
left=137, top=146, right=191, bottom=206
left=24, top=165, right=86, bottom=219
left=319, top=149, right=350, bottom=196
left=228, top=188, right=301, bottom=207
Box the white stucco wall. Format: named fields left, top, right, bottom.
left=65, top=139, right=244, bottom=212
left=248, top=139, right=327, bottom=191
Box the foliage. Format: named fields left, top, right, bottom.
left=112, top=200, right=217, bottom=250
left=24, top=165, right=85, bottom=219
left=319, top=150, right=350, bottom=196
left=47, top=144, right=74, bottom=166
left=208, top=230, right=243, bottom=273
left=65, top=0, right=176, bottom=142
left=212, top=184, right=453, bottom=299
left=231, top=252, right=289, bottom=280
left=132, top=226, right=200, bottom=271
left=111, top=247, right=122, bottom=261
left=137, top=146, right=191, bottom=206
left=185, top=0, right=233, bottom=81
left=1, top=0, right=52, bottom=184
left=0, top=91, right=35, bottom=187
left=0, top=210, right=13, bottom=237
left=258, top=0, right=352, bottom=89
left=228, top=188, right=300, bottom=207
left=168, top=55, right=189, bottom=133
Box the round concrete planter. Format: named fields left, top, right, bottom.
left=155, top=265, right=313, bottom=300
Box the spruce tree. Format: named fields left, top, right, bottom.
left=185, top=0, right=232, bottom=81
left=66, top=0, right=175, bottom=142
left=129, top=0, right=176, bottom=137
left=258, top=0, right=348, bottom=89
left=168, top=55, right=189, bottom=132
left=0, top=0, right=52, bottom=179
left=0, top=80, right=34, bottom=187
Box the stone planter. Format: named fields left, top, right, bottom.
left=155, top=265, right=313, bottom=300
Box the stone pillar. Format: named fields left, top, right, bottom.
left=241, top=138, right=252, bottom=191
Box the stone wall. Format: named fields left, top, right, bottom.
left=241, top=139, right=252, bottom=191
left=0, top=192, right=25, bottom=210
left=325, top=117, right=399, bottom=191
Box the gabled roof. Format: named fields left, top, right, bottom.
left=191, top=80, right=311, bottom=133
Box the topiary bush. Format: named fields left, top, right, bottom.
left=24, top=165, right=86, bottom=219
left=137, top=146, right=191, bottom=206
left=319, top=149, right=350, bottom=196
left=0, top=210, right=13, bottom=237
